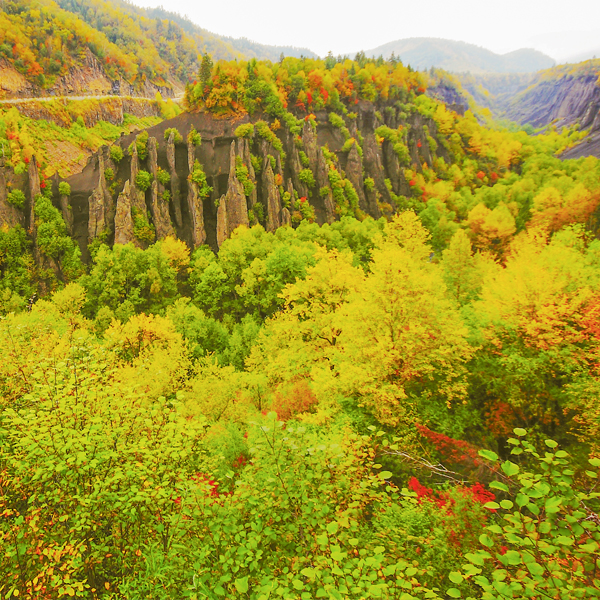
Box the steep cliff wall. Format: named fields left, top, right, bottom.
left=0, top=101, right=448, bottom=258
left=506, top=75, right=600, bottom=129
left=0, top=49, right=175, bottom=101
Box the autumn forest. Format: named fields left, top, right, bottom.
left=1, top=1, right=600, bottom=599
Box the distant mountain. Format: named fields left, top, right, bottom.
left=363, top=38, right=555, bottom=74
left=145, top=6, right=317, bottom=62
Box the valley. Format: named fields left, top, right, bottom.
left=1, top=2, right=600, bottom=599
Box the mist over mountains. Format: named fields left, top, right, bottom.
left=362, top=37, right=555, bottom=73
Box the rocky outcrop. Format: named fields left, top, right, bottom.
left=506, top=75, right=600, bottom=129
left=344, top=143, right=367, bottom=213
left=166, top=130, right=183, bottom=228
left=0, top=48, right=174, bottom=101
left=0, top=97, right=163, bottom=129
left=216, top=142, right=249, bottom=247
left=2, top=99, right=453, bottom=257
left=129, top=144, right=148, bottom=219
left=27, top=160, right=41, bottom=229
left=88, top=150, right=113, bottom=241
left=263, top=160, right=281, bottom=232
left=362, top=133, right=387, bottom=217
left=186, top=138, right=206, bottom=248
left=148, top=137, right=175, bottom=240
left=237, top=137, right=257, bottom=208
left=114, top=181, right=136, bottom=246
left=0, top=161, right=24, bottom=229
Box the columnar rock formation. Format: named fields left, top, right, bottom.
left=216, top=142, right=250, bottom=248
left=148, top=136, right=175, bottom=240
left=187, top=136, right=207, bottom=248
left=0, top=102, right=448, bottom=257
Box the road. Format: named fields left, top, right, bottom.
left=0, top=94, right=184, bottom=104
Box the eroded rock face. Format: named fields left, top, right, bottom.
left=88, top=150, right=113, bottom=242
left=114, top=181, right=136, bottom=246
left=166, top=130, right=183, bottom=228
left=216, top=141, right=249, bottom=247
left=16, top=101, right=452, bottom=257
left=148, top=137, right=175, bottom=240
left=129, top=144, right=148, bottom=219
left=187, top=137, right=206, bottom=248
left=344, top=143, right=367, bottom=213
left=263, top=160, right=281, bottom=232
left=506, top=75, right=600, bottom=129
left=0, top=162, right=24, bottom=229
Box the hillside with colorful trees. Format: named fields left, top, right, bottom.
left=0, top=54, right=600, bottom=599
left=0, top=0, right=315, bottom=98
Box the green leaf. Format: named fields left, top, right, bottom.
left=447, top=588, right=462, bottom=598
left=514, top=428, right=527, bottom=437
left=378, top=471, right=393, bottom=479
left=326, top=521, right=338, bottom=535
left=479, top=534, right=494, bottom=548
left=235, top=577, right=249, bottom=594
left=545, top=496, right=562, bottom=512
left=489, top=481, right=509, bottom=492
left=526, top=562, right=544, bottom=576
left=449, top=572, right=463, bottom=584
left=589, top=457, right=600, bottom=467
left=484, top=501, right=500, bottom=510
left=544, top=439, right=558, bottom=449
left=479, top=449, right=498, bottom=462
left=501, top=461, right=519, bottom=477
left=500, top=500, right=514, bottom=510
left=292, top=580, right=304, bottom=591
left=504, top=551, right=522, bottom=565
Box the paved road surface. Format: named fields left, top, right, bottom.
left=0, top=94, right=184, bottom=104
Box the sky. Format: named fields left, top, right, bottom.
left=130, top=0, right=600, bottom=61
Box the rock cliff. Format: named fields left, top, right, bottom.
left=0, top=101, right=448, bottom=259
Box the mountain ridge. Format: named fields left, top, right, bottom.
left=362, top=37, right=555, bottom=74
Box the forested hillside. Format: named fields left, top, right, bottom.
left=0, top=0, right=315, bottom=99
left=1, top=54, right=600, bottom=599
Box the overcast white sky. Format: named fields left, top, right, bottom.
left=131, top=0, right=600, bottom=61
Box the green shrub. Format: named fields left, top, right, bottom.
left=58, top=182, right=71, bottom=196
left=299, top=150, right=310, bottom=167
left=453, top=430, right=600, bottom=600
left=6, top=189, right=26, bottom=208
left=299, top=168, right=316, bottom=188
left=188, top=126, right=202, bottom=147
left=235, top=156, right=255, bottom=197
left=156, top=167, right=170, bottom=186
left=190, top=160, right=212, bottom=198
left=110, top=145, right=124, bottom=163
left=135, top=170, right=153, bottom=192
left=164, top=127, right=183, bottom=144
left=104, top=167, right=114, bottom=182
left=235, top=123, right=255, bottom=139
left=128, top=131, right=149, bottom=161
left=132, top=207, right=155, bottom=242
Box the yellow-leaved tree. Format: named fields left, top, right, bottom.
left=332, top=213, right=473, bottom=429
